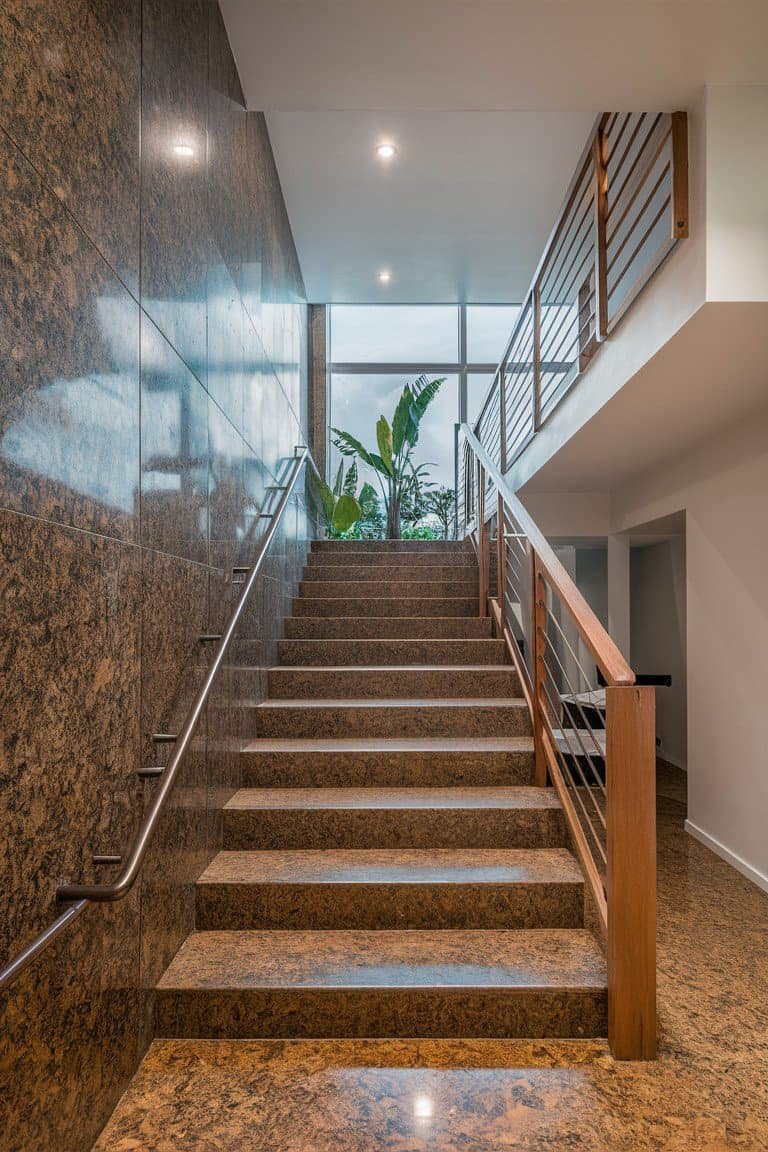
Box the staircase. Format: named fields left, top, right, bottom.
left=156, top=539, right=608, bottom=1039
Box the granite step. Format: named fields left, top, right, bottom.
left=307, top=550, right=478, bottom=568
left=267, top=665, right=521, bottom=700
left=244, top=698, right=531, bottom=739
left=155, top=928, right=608, bottom=1039
left=283, top=616, right=494, bottom=640
left=298, top=579, right=478, bottom=598
left=195, top=847, right=583, bottom=931
left=241, top=736, right=536, bottom=788
left=277, top=638, right=509, bottom=666
left=301, top=563, right=479, bottom=581
left=293, top=598, right=478, bottom=618
left=311, top=540, right=473, bottom=553
left=222, top=787, right=566, bottom=850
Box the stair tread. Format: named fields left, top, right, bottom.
left=268, top=664, right=515, bottom=674
left=225, top=786, right=559, bottom=811
left=242, top=735, right=534, bottom=752
left=198, top=847, right=582, bottom=887
left=251, top=697, right=527, bottom=709
left=158, top=928, right=606, bottom=990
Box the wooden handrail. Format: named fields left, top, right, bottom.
left=463, top=428, right=655, bottom=1061
left=461, top=424, right=634, bottom=686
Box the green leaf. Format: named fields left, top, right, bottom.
left=411, top=375, right=444, bottom=418
left=358, top=481, right=378, bottom=516
left=342, top=460, right=358, bottom=496
left=318, top=481, right=336, bottom=524
left=392, top=385, right=414, bottom=455
left=332, top=460, right=344, bottom=499
left=332, top=493, right=362, bottom=533
left=376, top=416, right=394, bottom=474
left=331, top=429, right=378, bottom=470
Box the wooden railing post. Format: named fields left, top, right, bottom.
left=499, top=365, right=507, bottom=473
left=671, top=111, right=689, bottom=239
left=477, top=463, right=489, bottom=617
left=532, top=285, right=542, bottom=431
left=531, top=551, right=548, bottom=787
left=496, top=493, right=506, bottom=630
left=606, top=684, right=657, bottom=1059
left=593, top=125, right=609, bottom=341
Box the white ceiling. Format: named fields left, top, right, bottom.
left=264, top=109, right=595, bottom=302
left=220, top=0, right=768, bottom=303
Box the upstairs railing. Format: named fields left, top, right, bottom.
left=459, top=424, right=656, bottom=1060
left=475, top=111, right=688, bottom=472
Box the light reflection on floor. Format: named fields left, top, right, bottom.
left=94, top=766, right=768, bottom=1151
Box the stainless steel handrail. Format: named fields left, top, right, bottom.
left=0, top=445, right=316, bottom=991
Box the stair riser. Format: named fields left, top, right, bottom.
left=312, top=541, right=474, bottom=553
left=293, top=598, right=478, bottom=618
left=246, top=704, right=531, bottom=739
left=307, top=552, right=478, bottom=568
left=299, top=580, right=478, bottom=598
left=267, top=667, right=521, bottom=699
left=196, top=881, right=583, bottom=931
left=284, top=617, right=493, bottom=639
left=277, top=639, right=509, bottom=666
left=223, top=808, right=567, bottom=851
left=156, top=987, right=607, bottom=1040
left=302, top=564, right=479, bottom=581
left=241, top=750, right=535, bottom=788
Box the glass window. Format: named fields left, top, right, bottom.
left=330, top=373, right=459, bottom=492
left=466, top=305, right=521, bottom=364
left=331, top=306, right=459, bottom=363
left=466, top=372, right=496, bottom=427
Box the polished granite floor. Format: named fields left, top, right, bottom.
left=93, top=766, right=768, bottom=1151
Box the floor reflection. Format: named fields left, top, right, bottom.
left=94, top=765, right=768, bottom=1151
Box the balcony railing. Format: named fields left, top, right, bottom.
left=475, top=111, right=688, bottom=471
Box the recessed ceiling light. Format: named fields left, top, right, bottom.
left=173, top=142, right=195, bottom=157
left=378, top=270, right=392, bottom=284
left=375, top=142, right=397, bottom=160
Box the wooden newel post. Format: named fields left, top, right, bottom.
left=496, top=493, right=506, bottom=630
left=477, top=462, right=489, bottom=617
left=606, top=684, right=657, bottom=1059
left=531, top=551, right=547, bottom=787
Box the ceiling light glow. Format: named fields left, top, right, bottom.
left=375, top=142, right=397, bottom=160
left=378, top=270, right=392, bottom=284
left=173, top=143, right=195, bottom=158
left=413, top=1096, right=434, bottom=1121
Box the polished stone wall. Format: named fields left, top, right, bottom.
left=0, top=3, right=308, bottom=1149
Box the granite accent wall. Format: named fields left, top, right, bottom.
left=0, top=3, right=309, bottom=1149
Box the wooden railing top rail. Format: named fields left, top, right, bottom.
left=460, top=424, right=634, bottom=687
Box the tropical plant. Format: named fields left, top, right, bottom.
left=309, top=459, right=363, bottom=536
left=331, top=375, right=445, bottom=539
left=401, top=523, right=441, bottom=540
left=333, top=482, right=386, bottom=540
left=423, top=486, right=456, bottom=540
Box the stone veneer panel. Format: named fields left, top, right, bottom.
left=0, top=1, right=309, bottom=1148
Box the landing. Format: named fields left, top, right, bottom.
left=93, top=767, right=768, bottom=1151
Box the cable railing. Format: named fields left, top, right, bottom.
left=475, top=110, right=688, bottom=472
left=459, top=423, right=657, bottom=1061
left=0, top=445, right=320, bottom=992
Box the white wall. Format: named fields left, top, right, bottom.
left=630, top=539, right=687, bottom=769
left=706, top=85, right=768, bottom=301
left=613, top=408, right=768, bottom=891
